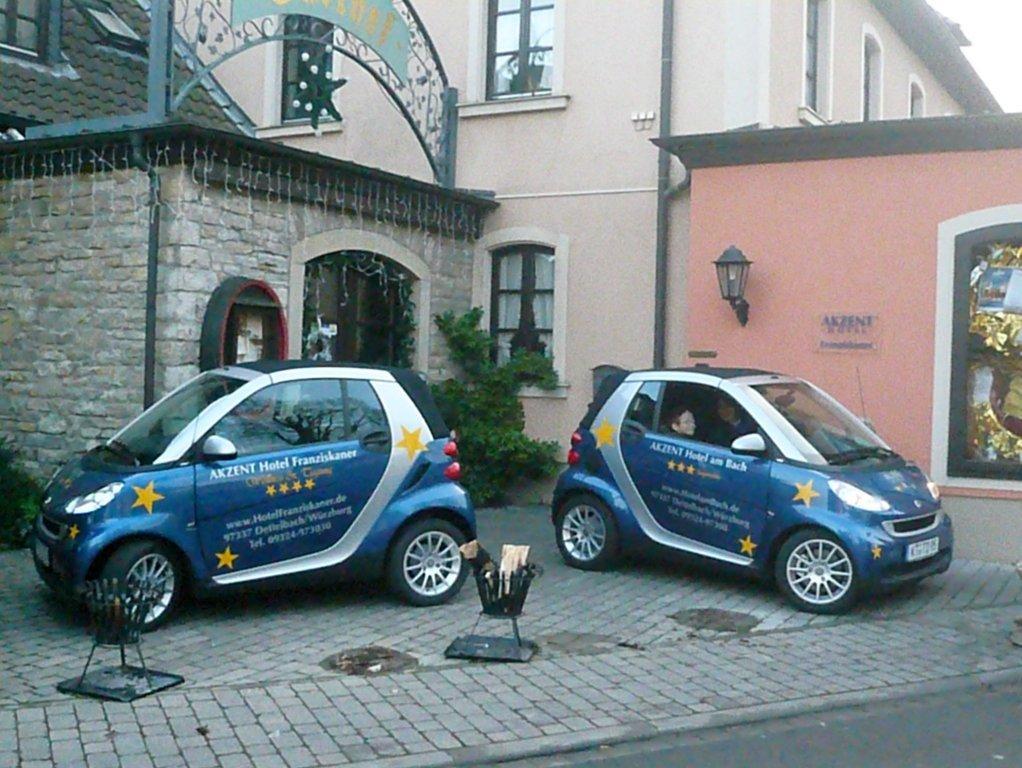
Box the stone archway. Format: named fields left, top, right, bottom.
left=289, top=230, right=432, bottom=372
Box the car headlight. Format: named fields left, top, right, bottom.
left=926, top=480, right=940, bottom=501
left=65, top=482, right=123, bottom=515
left=828, top=479, right=891, bottom=512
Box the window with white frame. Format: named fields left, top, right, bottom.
left=910, top=80, right=925, bottom=118
left=490, top=244, right=555, bottom=363
left=281, top=15, right=336, bottom=123
left=486, top=0, right=555, bottom=100
left=1, top=0, right=48, bottom=57
left=804, top=0, right=829, bottom=113
left=862, top=33, right=882, bottom=121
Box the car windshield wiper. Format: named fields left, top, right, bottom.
left=827, top=446, right=896, bottom=465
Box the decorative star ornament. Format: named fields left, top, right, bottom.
left=792, top=480, right=820, bottom=507
left=396, top=426, right=427, bottom=460
left=131, top=481, right=164, bottom=515
left=67, top=524, right=80, bottom=541
left=593, top=419, right=616, bottom=448
left=738, top=535, right=758, bottom=556
left=871, top=544, right=883, bottom=560
left=215, top=546, right=239, bottom=570
left=305, top=70, right=347, bottom=130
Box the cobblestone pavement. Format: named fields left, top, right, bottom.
left=3, top=507, right=1022, bottom=767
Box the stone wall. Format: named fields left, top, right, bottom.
left=0, top=163, right=478, bottom=478
left=155, top=170, right=476, bottom=394
left=0, top=169, right=151, bottom=476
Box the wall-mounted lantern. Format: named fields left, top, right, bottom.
left=714, top=246, right=752, bottom=326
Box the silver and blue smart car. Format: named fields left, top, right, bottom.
left=553, top=366, right=952, bottom=614
left=33, top=362, right=471, bottom=628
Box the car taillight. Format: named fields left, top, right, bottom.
left=570, top=431, right=583, bottom=446
left=443, top=440, right=458, bottom=458
left=443, top=462, right=462, bottom=481
left=567, top=449, right=581, bottom=466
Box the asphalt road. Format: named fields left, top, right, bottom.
left=495, top=682, right=1022, bottom=768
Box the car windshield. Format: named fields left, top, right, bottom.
left=753, top=382, right=893, bottom=465
left=102, top=373, right=247, bottom=466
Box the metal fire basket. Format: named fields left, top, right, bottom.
left=57, top=578, right=184, bottom=702
left=445, top=565, right=542, bottom=663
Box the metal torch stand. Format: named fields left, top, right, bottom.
left=57, top=579, right=184, bottom=703
left=445, top=568, right=540, bottom=663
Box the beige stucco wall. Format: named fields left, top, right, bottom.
left=208, top=0, right=976, bottom=450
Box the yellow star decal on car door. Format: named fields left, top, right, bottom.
left=396, top=426, right=427, bottom=460
left=131, top=481, right=165, bottom=515
left=792, top=480, right=820, bottom=507
left=215, top=546, right=239, bottom=570
left=593, top=419, right=616, bottom=448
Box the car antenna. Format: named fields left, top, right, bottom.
left=855, top=366, right=868, bottom=421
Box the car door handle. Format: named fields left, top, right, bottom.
left=360, top=430, right=391, bottom=451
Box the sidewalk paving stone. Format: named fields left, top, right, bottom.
left=2, top=507, right=1022, bottom=766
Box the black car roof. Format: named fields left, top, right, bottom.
left=235, top=361, right=449, bottom=439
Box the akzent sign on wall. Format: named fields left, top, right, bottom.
left=817, top=313, right=881, bottom=353
left=232, top=0, right=411, bottom=83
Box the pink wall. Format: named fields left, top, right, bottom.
left=685, top=149, right=1022, bottom=471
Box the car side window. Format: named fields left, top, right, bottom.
left=215, top=379, right=346, bottom=457
left=656, top=382, right=759, bottom=450
left=343, top=380, right=390, bottom=445
left=624, top=382, right=663, bottom=431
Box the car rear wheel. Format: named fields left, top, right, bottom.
left=555, top=494, right=619, bottom=571
left=99, top=540, right=184, bottom=631
left=775, top=529, right=857, bottom=615
left=388, top=518, right=467, bottom=606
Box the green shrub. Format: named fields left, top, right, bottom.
left=0, top=439, right=42, bottom=549
left=432, top=309, right=560, bottom=506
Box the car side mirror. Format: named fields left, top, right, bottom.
left=202, top=435, right=238, bottom=461
left=731, top=433, right=767, bottom=456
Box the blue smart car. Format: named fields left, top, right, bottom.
left=553, top=367, right=952, bottom=614
left=33, top=362, right=472, bottom=628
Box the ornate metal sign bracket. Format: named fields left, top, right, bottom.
left=27, top=0, right=459, bottom=188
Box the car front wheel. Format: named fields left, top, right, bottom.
left=555, top=494, right=619, bottom=571
left=775, top=529, right=857, bottom=615
left=99, top=540, right=184, bottom=631
left=388, top=518, right=467, bottom=606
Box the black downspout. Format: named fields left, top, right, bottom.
left=653, top=0, right=675, bottom=369
left=130, top=136, right=161, bottom=408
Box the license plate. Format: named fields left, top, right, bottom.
left=906, top=536, right=939, bottom=563
left=33, top=538, right=50, bottom=568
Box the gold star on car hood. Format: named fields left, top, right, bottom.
left=792, top=480, right=820, bottom=507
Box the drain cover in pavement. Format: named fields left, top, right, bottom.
left=320, top=646, right=418, bottom=676
left=537, top=631, right=619, bottom=656
left=670, top=608, right=760, bottom=633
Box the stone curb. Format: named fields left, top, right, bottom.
left=341, top=665, right=1022, bottom=768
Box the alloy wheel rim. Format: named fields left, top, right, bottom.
left=562, top=505, right=606, bottom=562
left=786, top=539, right=853, bottom=605
left=126, top=553, right=176, bottom=624
left=403, top=531, right=461, bottom=597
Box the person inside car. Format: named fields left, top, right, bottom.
left=667, top=407, right=697, bottom=438
left=705, top=395, right=757, bottom=447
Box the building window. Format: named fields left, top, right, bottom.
left=281, top=15, right=335, bottom=123
left=910, top=81, right=925, bottom=118
left=486, top=0, right=555, bottom=100
left=948, top=227, right=1022, bottom=481
left=490, top=245, right=554, bottom=363
left=862, top=33, right=882, bottom=121
left=804, top=0, right=821, bottom=112
left=75, top=0, right=142, bottom=52
left=1, top=0, right=48, bottom=56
